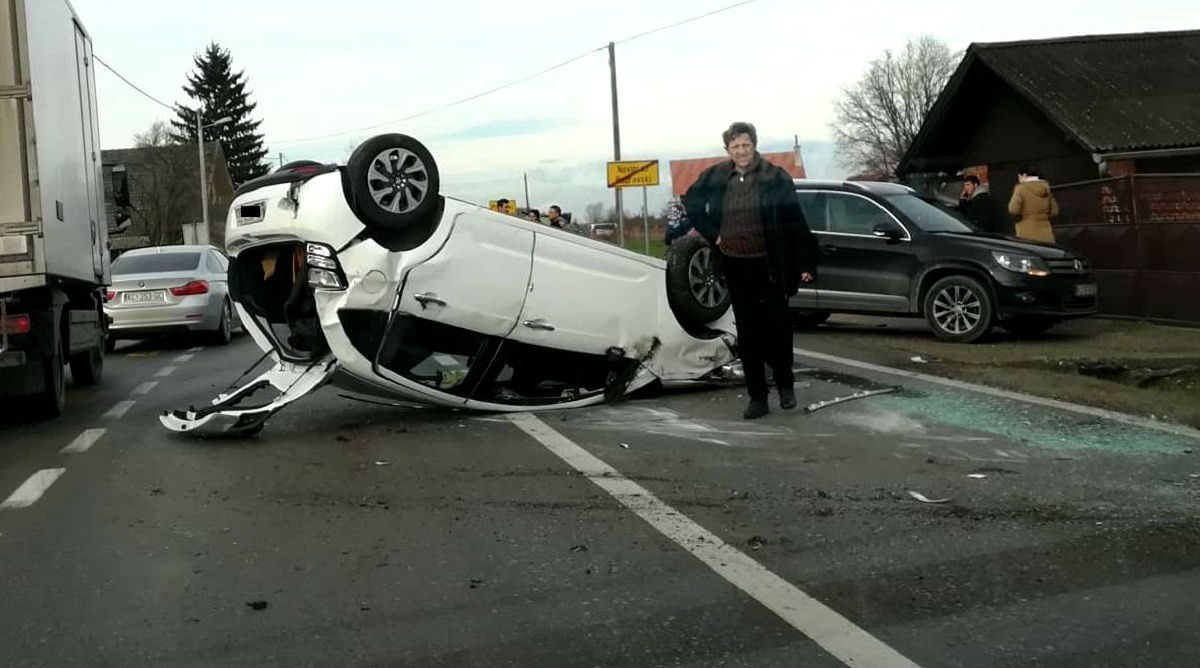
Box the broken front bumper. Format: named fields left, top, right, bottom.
left=159, top=354, right=338, bottom=436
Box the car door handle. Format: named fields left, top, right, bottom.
left=522, top=319, right=555, bottom=331
left=820, top=244, right=839, bottom=253
left=413, top=292, right=447, bottom=308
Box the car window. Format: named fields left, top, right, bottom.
left=377, top=316, right=489, bottom=397
left=825, top=193, right=895, bottom=236
left=885, top=194, right=976, bottom=233
left=112, top=252, right=202, bottom=275
left=795, top=192, right=828, bottom=231
left=473, top=340, right=619, bottom=405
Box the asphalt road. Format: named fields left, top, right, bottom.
left=1, top=333, right=1198, bottom=668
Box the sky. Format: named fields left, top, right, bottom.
left=69, top=0, right=1200, bottom=220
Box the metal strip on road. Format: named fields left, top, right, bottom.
left=507, top=412, right=924, bottom=668
left=1, top=469, right=66, bottom=509
left=794, top=347, right=1200, bottom=440
left=61, top=428, right=106, bottom=454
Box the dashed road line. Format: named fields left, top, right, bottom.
left=154, top=366, right=177, bottom=378
left=102, top=400, right=136, bottom=419
left=1, top=469, right=67, bottom=510
left=188, top=346, right=203, bottom=353
left=508, top=412, right=923, bottom=668
left=61, top=428, right=107, bottom=454
left=794, top=346, right=1200, bottom=440
left=131, top=381, right=158, bottom=396
left=173, top=353, right=194, bottom=363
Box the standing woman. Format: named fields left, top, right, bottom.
left=1008, top=167, right=1060, bottom=243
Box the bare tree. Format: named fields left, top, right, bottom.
left=832, top=36, right=959, bottom=177
left=585, top=201, right=605, bottom=224
left=127, top=121, right=196, bottom=245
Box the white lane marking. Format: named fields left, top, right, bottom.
left=61, top=428, right=107, bottom=454
left=173, top=353, right=194, bottom=363
left=102, top=400, right=136, bottom=419
left=154, top=366, right=177, bottom=378
left=131, top=381, right=158, bottom=396
left=795, top=347, right=1200, bottom=440
left=1, top=469, right=67, bottom=509
left=188, top=346, right=203, bottom=353
left=507, top=413, right=922, bottom=668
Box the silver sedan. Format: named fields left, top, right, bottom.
left=105, top=244, right=235, bottom=349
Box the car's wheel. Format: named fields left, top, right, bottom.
left=791, top=310, right=831, bottom=329
left=32, top=335, right=66, bottom=419
left=69, top=345, right=104, bottom=386
left=923, top=275, right=994, bottom=343
left=1002, top=316, right=1059, bottom=337
left=211, top=300, right=233, bottom=346
left=666, top=235, right=730, bottom=329
left=346, top=134, right=440, bottom=232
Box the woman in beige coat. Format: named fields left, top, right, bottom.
left=1008, top=168, right=1059, bottom=243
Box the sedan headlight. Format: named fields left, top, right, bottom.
left=992, top=251, right=1050, bottom=277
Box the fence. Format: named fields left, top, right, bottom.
left=1053, top=174, right=1200, bottom=324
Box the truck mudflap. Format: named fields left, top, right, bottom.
left=159, top=354, right=338, bottom=436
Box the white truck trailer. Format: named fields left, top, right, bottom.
left=1, top=0, right=109, bottom=417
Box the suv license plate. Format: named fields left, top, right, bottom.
left=125, top=290, right=166, bottom=304
left=1074, top=283, right=1097, bottom=297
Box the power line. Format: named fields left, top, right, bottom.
left=92, top=54, right=176, bottom=112
left=272, top=47, right=605, bottom=145
left=615, top=0, right=759, bottom=44
left=272, top=0, right=761, bottom=147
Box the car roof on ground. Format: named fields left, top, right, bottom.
left=793, top=180, right=914, bottom=196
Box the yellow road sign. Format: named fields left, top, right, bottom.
left=607, top=160, right=660, bottom=188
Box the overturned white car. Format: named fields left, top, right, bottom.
left=161, top=134, right=738, bottom=435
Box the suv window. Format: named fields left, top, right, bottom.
left=825, top=193, right=895, bottom=236
left=885, top=194, right=975, bottom=233
left=795, top=192, right=827, bottom=231
left=377, top=316, right=489, bottom=397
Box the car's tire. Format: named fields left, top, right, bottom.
left=345, top=134, right=440, bottom=232
left=276, top=159, right=323, bottom=173
left=32, top=334, right=66, bottom=419
left=1002, top=316, right=1059, bottom=337
left=666, top=235, right=730, bottom=329
left=69, top=345, right=104, bottom=386
left=923, top=275, right=994, bottom=343
left=210, top=300, right=233, bottom=346
left=791, top=310, right=831, bottom=329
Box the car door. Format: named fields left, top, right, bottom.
left=373, top=212, right=534, bottom=403
left=811, top=191, right=919, bottom=313
left=509, top=233, right=659, bottom=355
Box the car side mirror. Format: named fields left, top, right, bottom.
left=872, top=223, right=903, bottom=241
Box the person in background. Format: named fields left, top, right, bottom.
left=683, top=121, right=819, bottom=420
left=958, top=175, right=1006, bottom=235
left=1008, top=167, right=1059, bottom=243
left=547, top=205, right=567, bottom=229
left=495, top=198, right=510, bottom=214
left=527, top=208, right=541, bottom=223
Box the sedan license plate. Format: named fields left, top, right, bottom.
left=1074, top=283, right=1097, bottom=298
left=124, top=290, right=166, bottom=304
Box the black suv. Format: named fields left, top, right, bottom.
left=788, top=181, right=1097, bottom=342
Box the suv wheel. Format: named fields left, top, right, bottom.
left=665, top=235, right=730, bottom=328
left=346, top=134, right=440, bottom=232
left=923, top=275, right=994, bottom=343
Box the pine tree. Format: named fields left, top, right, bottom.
left=171, top=42, right=269, bottom=185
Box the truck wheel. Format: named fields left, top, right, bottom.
left=70, top=346, right=104, bottom=386
left=346, top=134, right=440, bottom=232
left=33, top=340, right=66, bottom=419
left=666, top=235, right=730, bottom=329
left=923, top=275, right=994, bottom=343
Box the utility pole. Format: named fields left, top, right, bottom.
left=608, top=41, right=623, bottom=245
left=523, top=172, right=531, bottom=215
